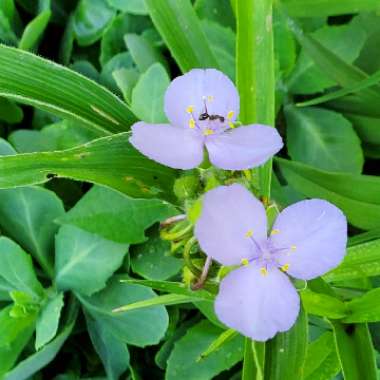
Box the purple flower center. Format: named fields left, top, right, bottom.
left=186, top=96, right=235, bottom=139
left=243, top=230, right=297, bottom=276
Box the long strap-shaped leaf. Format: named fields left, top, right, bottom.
left=236, top=0, right=275, bottom=200
left=0, top=132, right=176, bottom=199
left=282, top=0, right=380, bottom=17
left=0, top=45, right=136, bottom=134
left=144, top=0, right=219, bottom=72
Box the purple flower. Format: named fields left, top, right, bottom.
left=194, top=184, right=347, bottom=341
left=130, top=69, right=283, bottom=170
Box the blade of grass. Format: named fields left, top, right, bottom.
left=144, top=0, right=219, bottom=72
left=282, top=0, right=380, bottom=18
left=0, top=132, right=176, bottom=199
left=297, top=69, right=380, bottom=108
left=236, top=0, right=275, bottom=200
left=0, top=45, right=136, bottom=134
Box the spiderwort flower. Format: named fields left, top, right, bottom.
left=194, top=184, right=347, bottom=341
left=130, top=69, right=283, bottom=170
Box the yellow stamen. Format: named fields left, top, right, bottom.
left=245, top=229, right=254, bottom=238
left=186, top=105, right=194, bottom=114
left=228, top=121, right=235, bottom=129
left=227, top=111, right=234, bottom=119
left=260, top=267, right=268, bottom=276
left=203, top=128, right=214, bottom=136
left=241, top=258, right=249, bottom=266
left=271, top=229, right=280, bottom=235
left=291, top=245, right=297, bottom=252
left=281, top=263, right=290, bottom=272
left=189, top=118, right=196, bottom=129
left=207, top=95, right=214, bottom=102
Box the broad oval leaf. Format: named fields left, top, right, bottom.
left=55, top=225, right=128, bottom=296
left=285, top=106, right=363, bottom=173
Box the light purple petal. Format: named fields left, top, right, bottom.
left=205, top=124, right=283, bottom=170
left=164, top=69, right=239, bottom=128
left=129, top=122, right=204, bottom=169
left=270, top=199, right=347, bottom=280
left=194, top=184, right=267, bottom=266
left=215, top=263, right=300, bottom=341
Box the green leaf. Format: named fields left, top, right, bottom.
left=0, top=187, right=65, bottom=277
left=285, top=106, right=363, bottom=173
left=242, top=339, right=258, bottom=380
left=282, top=0, right=380, bottom=17
left=0, top=138, right=16, bottom=156
left=9, top=120, right=100, bottom=153
left=0, top=305, right=37, bottom=348
left=113, top=293, right=201, bottom=313
left=123, top=279, right=215, bottom=301
left=0, top=133, right=177, bottom=199
left=300, top=290, right=346, bottom=319
left=78, top=276, right=169, bottom=347
left=325, top=239, right=380, bottom=282
left=131, top=63, right=169, bottom=123
left=4, top=298, right=79, bottom=380
left=332, top=322, right=378, bottom=380
left=288, top=19, right=380, bottom=104
left=288, top=20, right=366, bottom=94
left=0, top=97, right=23, bottom=124
left=107, top=0, right=147, bottom=15
left=35, top=292, right=64, bottom=350
left=236, top=0, right=275, bottom=198
left=100, top=13, right=150, bottom=67
left=277, top=158, right=380, bottom=230
left=344, top=288, right=380, bottom=323
left=166, top=320, right=244, bottom=380
left=264, top=308, right=308, bottom=380
left=194, top=0, right=235, bottom=29
left=55, top=225, right=128, bottom=296
left=144, top=0, right=219, bottom=72
left=0, top=237, right=44, bottom=299
left=0, top=323, right=34, bottom=378
left=0, top=45, right=135, bottom=134
left=113, top=67, right=139, bottom=104
left=131, top=233, right=182, bottom=281
left=73, top=0, right=115, bottom=46
left=18, top=9, right=51, bottom=51
left=348, top=114, right=380, bottom=149
left=85, top=312, right=130, bottom=380
left=201, top=20, right=235, bottom=81
left=99, top=52, right=133, bottom=94
left=198, top=329, right=238, bottom=360
left=58, top=185, right=176, bottom=244
left=303, top=332, right=340, bottom=380
left=296, top=69, right=380, bottom=108
left=125, top=34, right=167, bottom=73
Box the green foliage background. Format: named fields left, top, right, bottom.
left=0, top=0, right=380, bottom=379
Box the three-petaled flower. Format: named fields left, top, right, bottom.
left=195, top=184, right=347, bottom=341
left=130, top=69, right=283, bottom=170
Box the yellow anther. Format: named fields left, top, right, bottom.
left=271, top=229, right=280, bottom=235
left=281, top=263, right=290, bottom=272
left=241, top=258, right=249, bottom=266
left=207, top=95, right=214, bottom=102
left=291, top=245, right=297, bottom=252
left=189, top=118, right=196, bottom=129
left=227, top=111, right=234, bottom=119
left=186, top=105, right=194, bottom=114
left=260, top=267, right=268, bottom=276
left=203, top=128, right=214, bottom=136
left=228, top=121, right=235, bottom=129
left=245, top=229, right=254, bottom=238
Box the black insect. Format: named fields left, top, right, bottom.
left=198, top=112, right=225, bottom=122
